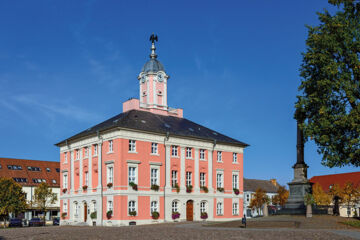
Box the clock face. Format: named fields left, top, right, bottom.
left=157, top=73, right=164, bottom=82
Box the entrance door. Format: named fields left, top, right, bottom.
left=186, top=200, right=193, bottom=221
left=84, top=203, right=88, bottom=222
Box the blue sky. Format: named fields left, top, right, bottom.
left=0, top=0, right=358, bottom=185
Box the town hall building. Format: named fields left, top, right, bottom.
left=56, top=35, right=248, bottom=226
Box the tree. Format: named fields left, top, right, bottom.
left=312, top=182, right=332, bottom=205
left=329, top=183, right=344, bottom=215
left=272, top=186, right=289, bottom=207
left=341, top=181, right=360, bottom=217
left=34, top=182, right=57, bottom=222
left=249, top=188, right=270, bottom=215
left=0, top=178, right=27, bottom=228
left=295, top=0, right=360, bottom=168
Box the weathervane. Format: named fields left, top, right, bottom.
left=149, top=33, right=158, bottom=59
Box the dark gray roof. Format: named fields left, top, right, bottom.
left=141, top=58, right=165, bottom=73
left=244, top=178, right=279, bottom=193
left=55, top=109, right=248, bottom=147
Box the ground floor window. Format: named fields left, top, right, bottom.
left=232, top=203, right=239, bottom=215
left=150, top=201, right=158, bottom=213
left=200, top=201, right=207, bottom=213
left=172, top=201, right=178, bottom=213
left=128, top=201, right=136, bottom=213
left=216, top=202, right=223, bottom=215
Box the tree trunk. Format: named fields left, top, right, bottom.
left=306, top=204, right=312, bottom=218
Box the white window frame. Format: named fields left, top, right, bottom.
left=108, top=140, right=113, bottom=153
left=84, top=147, right=88, bottom=158
left=233, top=152, right=237, bottom=163
left=186, top=171, right=192, bottom=186
left=232, top=202, right=239, bottom=215
left=232, top=173, right=239, bottom=189
left=186, top=147, right=192, bottom=159
left=246, top=194, right=250, bottom=202
left=217, top=151, right=222, bottom=162
left=92, top=201, right=97, bottom=213
left=200, top=172, right=206, bottom=187
left=128, top=200, right=136, bottom=214
left=107, top=166, right=114, bottom=184
left=171, top=170, right=178, bottom=187
left=200, top=201, right=207, bottom=213
left=63, top=173, right=68, bottom=189
left=108, top=201, right=113, bottom=212
left=63, top=202, right=68, bottom=213
left=85, top=172, right=89, bottom=186
left=128, top=166, right=137, bottom=184
left=172, top=200, right=178, bottom=213
left=216, top=202, right=223, bottom=215
left=129, top=140, right=136, bottom=153
left=151, top=143, right=158, bottom=154
left=93, top=144, right=98, bottom=156
left=76, top=150, right=80, bottom=160
left=171, top=145, right=178, bottom=157
left=150, top=201, right=158, bottom=213
left=150, top=168, right=159, bottom=186
left=199, top=149, right=205, bottom=160
left=64, top=152, right=67, bottom=163
left=216, top=172, right=223, bottom=188
left=74, top=202, right=79, bottom=216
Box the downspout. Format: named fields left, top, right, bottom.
left=163, top=131, right=169, bottom=222
left=97, top=130, right=103, bottom=226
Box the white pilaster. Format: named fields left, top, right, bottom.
left=79, top=149, right=83, bottom=192
left=153, top=77, right=157, bottom=106
left=208, top=149, right=213, bottom=192
left=164, top=80, right=167, bottom=108
left=194, top=148, right=199, bottom=193
left=88, top=146, right=92, bottom=190
left=97, top=142, right=103, bottom=190
left=180, top=147, right=185, bottom=193
left=70, top=151, right=74, bottom=194
left=165, top=144, right=171, bottom=188
left=146, top=78, right=150, bottom=105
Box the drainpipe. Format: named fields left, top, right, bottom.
left=97, top=131, right=103, bottom=226
left=163, top=131, right=169, bottom=222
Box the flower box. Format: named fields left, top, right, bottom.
left=172, top=212, right=180, bottom=220
left=201, top=212, right=208, bottom=220
left=151, top=184, right=159, bottom=191
left=186, top=185, right=193, bottom=193
left=129, top=211, right=137, bottom=216
left=201, top=186, right=209, bottom=193
left=61, top=212, right=67, bottom=219
left=82, top=185, right=88, bottom=191
left=62, top=188, right=67, bottom=193
left=217, top=187, right=224, bottom=193
left=107, top=182, right=113, bottom=188
left=233, top=188, right=239, bottom=195
left=106, top=210, right=113, bottom=219
left=172, top=183, right=180, bottom=193
left=129, top=182, right=138, bottom=191
left=151, top=211, right=160, bottom=220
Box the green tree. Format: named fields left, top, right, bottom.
left=34, top=182, right=57, bottom=222
left=295, top=0, right=360, bottom=167
left=0, top=178, right=27, bottom=227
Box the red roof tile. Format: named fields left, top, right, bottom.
left=0, top=157, right=60, bottom=187
left=309, top=172, right=360, bottom=192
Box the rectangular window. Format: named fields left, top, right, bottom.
left=129, top=140, right=136, bottom=152
left=108, top=167, right=114, bottom=184
left=85, top=147, right=89, bottom=157
left=46, top=168, right=50, bottom=172
left=85, top=172, right=89, bottom=186
left=186, top=172, right=192, bottom=186
left=109, top=140, right=113, bottom=152
left=128, top=201, right=136, bottom=213
left=171, top=170, right=178, bottom=187
left=171, top=145, right=178, bottom=157
left=150, top=201, right=158, bottom=213
left=200, top=172, right=206, bottom=187
left=216, top=202, right=223, bottom=215
left=76, top=150, right=80, bottom=160
left=186, top=147, right=192, bottom=158
left=172, top=201, right=178, bottom=213
left=128, top=167, right=136, bottom=184
left=233, top=153, right=237, bottom=163
left=150, top=168, right=158, bottom=185
left=151, top=143, right=158, bottom=154
left=232, top=174, right=238, bottom=189
left=64, top=152, right=67, bottom=163
left=200, top=149, right=205, bottom=160
left=108, top=201, right=113, bottom=212
left=93, top=145, right=98, bottom=156
left=232, top=203, right=239, bottom=215
left=200, top=202, right=206, bottom=213
left=63, top=174, right=68, bottom=189
left=216, top=173, right=223, bottom=188
left=63, top=202, right=68, bottom=213
left=246, top=194, right=250, bottom=202
left=217, top=151, right=222, bottom=162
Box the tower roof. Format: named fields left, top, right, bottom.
left=141, top=33, right=165, bottom=73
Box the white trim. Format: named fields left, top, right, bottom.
left=127, top=160, right=141, bottom=164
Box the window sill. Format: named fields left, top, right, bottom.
left=232, top=162, right=238, bottom=164
left=93, top=155, right=98, bottom=157
left=171, top=156, right=180, bottom=158
left=107, top=151, right=114, bottom=154
left=200, top=159, right=207, bottom=161
left=217, top=161, right=223, bottom=163
left=128, top=151, right=138, bottom=154
left=217, top=214, right=224, bottom=216
left=186, top=157, right=193, bottom=160
left=150, top=153, right=159, bottom=156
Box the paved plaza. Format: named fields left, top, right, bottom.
left=1, top=216, right=359, bottom=240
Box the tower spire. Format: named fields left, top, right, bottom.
left=149, top=33, right=158, bottom=59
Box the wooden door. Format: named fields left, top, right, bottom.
left=84, top=203, right=88, bottom=222
left=186, top=200, right=193, bottom=221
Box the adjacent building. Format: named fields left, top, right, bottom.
left=56, top=37, right=248, bottom=226
left=310, top=172, right=360, bottom=217
left=0, top=157, right=60, bottom=220
left=243, top=178, right=279, bottom=217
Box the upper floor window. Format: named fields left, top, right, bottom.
left=232, top=203, right=239, bottom=215
left=108, top=167, right=114, bottom=184
left=27, top=166, right=40, bottom=171
left=84, top=147, right=89, bottom=157
left=216, top=173, right=223, bottom=188
left=200, top=149, right=205, bottom=160
left=46, top=168, right=50, bottom=172
left=151, top=143, right=158, bottom=154
left=128, top=167, right=136, bottom=184
left=216, top=202, right=223, bottom=215
left=150, top=168, right=158, bottom=185
left=63, top=174, right=68, bottom=189
left=217, top=151, right=222, bottom=162
left=200, top=172, right=206, bottom=187
left=232, top=174, right=239, bottom=189
left=233, top=153, right=237, bottom=163
left=64, top=152, right=67, bottom=163
left=108, top=201, right=113, bottom=213
left=151, top=201, right=158, bottom=213
left=171, top=146, right=178, bottom=157
left=186, top=147, right=192, bottom=158
left=63, top=202, right=68, bottom=213
left=171, top=170, right=178, bottom=187
left=186, top=172, right=192, bottom=186
left=108, top=140, right=113, bottom=153
left=76, top=150, right=80, bottom=160
left=52, top=179, right=57, bottom=184
left=56, top=168, right=60, bottom=173
left=7, top=165, right=22, bottom=170
left=13, top=177, right=27, bottom=183
left=85, top=172, right=89, bottom=186
left=129, top=140, right=136, bottom=152
left=93, top=144, right=98, bottom=156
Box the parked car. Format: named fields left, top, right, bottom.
left=29, top=218, right=45, bottom=227
left=8, top=218, right=23, bottom=227
left=53, top=217, right=60, bottom=226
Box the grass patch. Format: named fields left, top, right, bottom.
left=341, top=220, right=360, bottom=228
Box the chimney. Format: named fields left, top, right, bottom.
left=270, top=179, right=277, bottom=186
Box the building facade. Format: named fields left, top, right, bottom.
left=0, top=158, right=60, bottom=221
left=56, top=37, right=248, bottom=226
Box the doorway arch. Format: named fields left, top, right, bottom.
left=83, top=202, right=88, bottom=222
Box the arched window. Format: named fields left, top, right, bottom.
left=172, top=200, right=178, bottom=213
left=150, top=201, right=158, bottom=213
left=200, top=201, right=207, bottom=213
left=74, top=202, right=78, bottom=216
left=92, top=201, right=97, bottom=213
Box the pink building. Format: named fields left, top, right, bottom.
left=56, top=35, right=248, bottom=226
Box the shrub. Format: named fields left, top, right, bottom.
left=90, top=211, right=97, bottom=219
left=172, top=212, right=180, bottom=220
left=173, top=183, right=180, bottom=193
left=233, top=188, right=239, bottom=195
left=201, top=186, right=209, bottom=193
left=129, top=182, right=138, bottom=191
left=186, top=185, right=193, bottom=193
left=201, top=212, right=208, bottom=219
left=106, top=210, right=113, bottom=219
left=82, top=185, right=88, bottom=191
left=217, top=187, right=224, bottom=192
left=129, top=211, right=137, bottom=216
left=61, top=212, right=67, bottom=219
left=151, top=184, right=159, bottom=191
left=107, top=182, right=113, bottom=188
left=151, top=211, right=160, bottom=220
